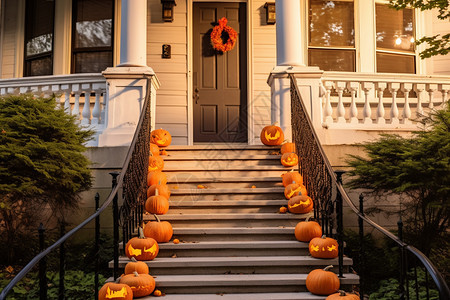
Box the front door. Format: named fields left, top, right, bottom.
left=193, top=2, right=247, bottom=143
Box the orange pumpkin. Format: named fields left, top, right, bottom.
left=326, top=290, right=360, bottom=300
left=281, top=152, right=298, bottom=167
left=282, top=170, right=303, bottom=187
left=124, top=227, right=159, bottom=261
left=150, top=143, right=160, bottom=156
left=120, top=271, right=156, bottom=298
left=154, top=289, right=162, bottom=296
left=288, top=195, right=314, bottom=214
left=151, top=129, right=172, bottom=147
left=306, top=265, right=340, bottom=295
left=99, top=282, right=133, bottom=300
left=284, top=182, right=307, bottom=199
left=260, top=123, right=284, bottom=146
left=281, top=142, right=295, bottom=154
left=173, top=239, right=180, bottom=244
left=147, top=183, right=171, bottom=199
left=148, top=155, right=164, bottom=172
left=279, top=206, right=288, bottom=213
left=144, top=214, right=173, bottom=243
left=295, top=217, right=322, bottom=242
left=309, top=235, right=339, bottom=259
left=124, top=257, right=149, bottom=275
left=145, top=189, right=169, bottom=215
left=147, top=171, right=167, bottom=186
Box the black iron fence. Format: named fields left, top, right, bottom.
left=0, top=78, right=152, bottom=300
left=290, top=74, right=450, bottom=300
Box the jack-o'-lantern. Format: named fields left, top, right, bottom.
left=282, top=170, right=303, bottom=187
left=309, top=235, right=338, bottom=259
left=306, top=265, right=340, bottom=295
left=284, top=182, right=307, bottom=200
left=144, top=214, right=173, bottom=243
left=145, top=189, right=169, bottom=215
left=260, top=123, right=284, bottom=146
left=150, top=143, right=160, bottom=156
left=326, top=290, right=360, bottom=300
left=281, top=152, right=298, bottom=167
left=295, top=217, right=322, bottom=242
left=120, top=271, right=156, bottom=298
left=147, top=171, right=167, bottom=186
left=148, top=155, right=164, bottom=172
left=125, top=227, right=159, bottom=261
left=151, top=129, right=172, bottom=147
left=288, top=195, right=314, bottom=214
left=124, top=257, right=149, bottom=275
left=99, top=281, right=133, bottom=300
left=281, top=141, right=295, bottom=154
left=147, top=182, right=171, bottom=199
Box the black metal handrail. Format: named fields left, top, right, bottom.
left=0, top=78, right=153, bottom=299
left=289, top=73, right=450, bottom=300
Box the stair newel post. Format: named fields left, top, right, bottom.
left=398, top=218, right=405, bottom=300
left=38, top=223, right=47, bottom=300
left=358, top=194, right=365, bottom=300
left=94, top=193, right=100, bottom=300
left=110, top=171, right=120, bottom=280
left=58, top=222, right=65, bottom=300
left=335, top=171, right=345, bottom=278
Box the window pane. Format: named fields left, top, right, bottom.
left=74, top=52, right=113, bottom=73
left=376, top=4, right=414, bottom=52
left=26, top=56, right=53, bottom=77
left=25, top=0, right=54, bottom=56
left=309, top=49, right=355, bottom=71
left=377, top=52, right=415, bottom=74
left=309, top=0, right=355, bottom=47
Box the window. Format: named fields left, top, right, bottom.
left=376, top=4, right=415, bottom=74
left=308, top=0, right=355, bottom=72
left=72, top=0, right=114, bottom=73
left=24, top=0, right=55, bottom=76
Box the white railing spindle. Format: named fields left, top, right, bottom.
left=348, top=82, right=359, bottom=124
left=336, top=81, right=346, bottom=123
left=376, top=82, right=387, bottom=124
left=389, top=83, right=400, bottom=125
left=323, top=81, right=334, bottom=125
left=362, top=82, right=374, bottom=124
left=402, top=83, right=412, bottom=124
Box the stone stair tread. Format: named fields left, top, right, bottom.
left=164, top=155, right=282, bottom=161
left=168, top=200, right=288, bottom=206
left=164, top=165, right=295, bottom=171
left=173, top=227, right=296, bottom=234
left=169, top=187, right=286, bottom=194
left=167, top=176, right=283, bottom=183
left=147, top=213, right=313, bottom=221
left=163, top=145, right=280, bottom=150
left=158, top=240, right=309, bottom=249
left=139, top=292, right=326, bottom=300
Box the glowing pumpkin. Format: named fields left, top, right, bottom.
left=147, top=183, right=171, bottom=199
left=148, top=155, right=164, bottom=172
left=120, top=271, right=155, bottom=298
left=282, top=170, right=303, bottom=187
left=326, top=290, right=360, bottom=300
left=124, top=257, right=149, bottom=275
left=309, top=235, right=339, bottom=259
left=147, top=171, right=167, bottom=186
left=144, top=214, right=173, bottom=243
left=151, top=129, right=172, bottom=147
left=281, top=152, right=298, bottom=167
left=288, top=195, right=314, bottom=214
left=306, top=265, right=340, bottom=295
left=124, top=227, right=159, bottom=261
left=295, top=217, right=322, bottom=242
left=145, top=189, right=169, bottom=215
left=260, top=123, right=284, bottom=146
left=150, top=143, right=159, bottom=156
left=284, top=182, right=307, bottom=200
left=99, top=282, right=133, bottom=300
left=281, top=142, right=295, bottom=154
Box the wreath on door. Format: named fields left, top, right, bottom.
left=210, top=17, right=238, bottom=52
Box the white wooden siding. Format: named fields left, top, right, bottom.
left=430, top=9, right=450, bottom=75
left=1, top=0, right=18, bottom=78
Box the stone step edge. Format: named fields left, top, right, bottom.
left=156, top=240, right=309, bottom=249
left=166, top=200, right=288, bottom=206
left=169, top=187, right=286, bottom=194
left=163, top=155, right=282, bottom=161
left=162, top=145, right=281, bottom=150
left=166, top=176, right=284, bottom=183
left=137, top=292, right=326, bottom=300
left=146, top=212, right=313, bottom=220
left=163, top=166, right=296, bottom=171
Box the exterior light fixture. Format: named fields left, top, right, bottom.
left=161, top=0, right=176, bottom=22
left=264, top=2, right=276, bottom=25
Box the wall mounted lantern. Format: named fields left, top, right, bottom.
left=264, top=2, right=276, bottom=25
left=161, top=0, right=176, bottom=22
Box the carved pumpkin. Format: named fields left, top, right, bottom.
left=260, top=123, right=284, bottom=146
left=284, top=182, right=307, bottom=200
left=306, top=265, right=340, bottom=295
left=288, top=195, right=314, bottom=214
left=125, top=227, right=159, bottom=261
left=151, top=129, right=172, bottom=147
left=150, top=143, right=160, bottom=156
left=145, top=189, right=169, bottom=215
left=326, top=290, right=360, bottom=300
left=282, top=170, right=303, bottom=187
left=120, top=271, right=156, bottom=298
left=281, top=152, right=298, bottom=167
left=148, top=155, right=164, bottom=172
left=295, top=217, right=322, bottom=242
left=144, top=214, right=173, bottom=243
left=124, top=257, right=149, bottom=275
left=147, top=183, right=171, bottom=199
left=281, top=142, right=295, bottom=154
left=309, top=235, right=339, bottom=259
left=147, top=171, right=167, bottom=186
left=99, top=282, right=133, bottom=300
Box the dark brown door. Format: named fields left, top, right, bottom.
left=193, top=2, right=247, bottom=143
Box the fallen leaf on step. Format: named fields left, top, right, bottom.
left=171, top=254, right=177, bottom=258
left=251, top=185, right=256, bottom=189
left=160, top=149, right=168, bottom=156
left=173, top=186, right=179, bottom=189
left=197, top=184, right=206, bottom=189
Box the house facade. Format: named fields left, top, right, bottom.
left=0, top=0, right=449, bottom=148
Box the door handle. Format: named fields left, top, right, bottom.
left=193, top=88, right=199, bottom=104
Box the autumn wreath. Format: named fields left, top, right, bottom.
left=210, top=17, right=238, bottom=52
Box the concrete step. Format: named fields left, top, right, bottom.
left=163, top=154, right=282, bottom=161
left=165, top=176, right=284, bottom=189
left=165, top=169, right=295, bottom=178
left=163, top=159, right=285, bottom=169
left=166, top=199, right=287, bottom=213
left=169, top=192, right=286, bottom=201
left=114, top=255, right=353, bottom=275
left=171, top=227, right=297, bottom=241
left=156, top=240, right=310, bottom=257
left=160, top=145, right=282, bottom=157
left=139, top=292, right=327, bottom=300
left=169, top=187, right=285, bottom=195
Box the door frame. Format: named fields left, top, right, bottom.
left=187, top=0, right=254, bottom=145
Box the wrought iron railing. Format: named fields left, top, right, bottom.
left=0, top=78, right=152, bottom=300
left=290, top=74, right=450, bottom=300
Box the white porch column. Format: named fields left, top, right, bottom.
left=275, top=0, right=304, bottom=66
left=119, top=0, right=147, bottom=66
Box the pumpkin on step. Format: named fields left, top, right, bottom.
left=150, top=143, right=160, bottom=156
left=120, top=271, right=156, bottom=298
left=125, top=227, right=159, bottom=261
left=281, top=152, right=298, bottom=167
left=124, top=257, right=149, bottom=275
left=306, top=265, right=340, bottom=295
left=284, top=182, right=307, bottom=199
left=309, top=235, right=339, bottom=259
left=151, top=129, right=172, bottom=147
left=282, top=170, right=303, bottom=187
left=148, top=155, right=164, bottom=172
left=147, top=183, right=171, bottom=199
left=281, top=141, right=295, bottom=154
left=99, top=281, right=133, bottom=300
left=260, top=123, right=284, bottom=146
left=288, top=195, right=314, bottom=214
left=147, top=171, right=167, bottom=186
left=326, top=290, right=360, bottom=300
left=145, top=189, right=169, bottom=215
left=295, top=217, right=322, bottom=242
left=144, top=214, right=173, bottom=243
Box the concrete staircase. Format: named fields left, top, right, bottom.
left=114, top=144, right=358, bottom=299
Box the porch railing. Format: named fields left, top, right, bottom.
left=290, top=73, right=450, bottom=300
